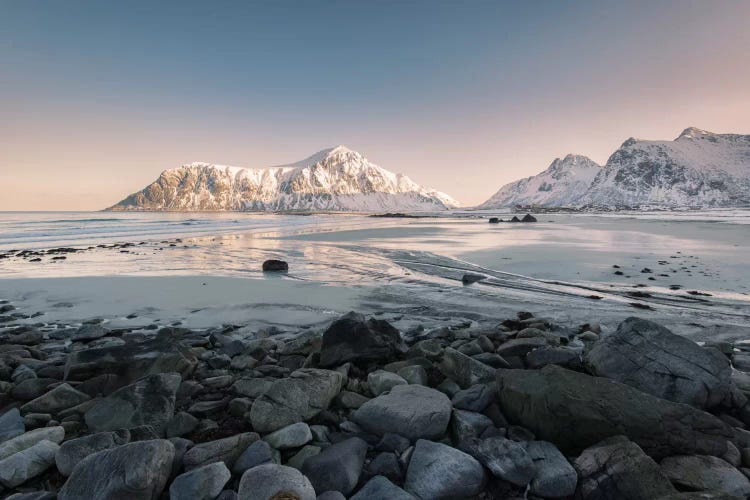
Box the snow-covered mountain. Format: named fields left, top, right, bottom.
left=477, top=154, right=601, bottom=209
left=108, top=146, right=459, bottom=212
left=479, top=128, right=750, bottom=209
left=579, top=128, right=750, bottom=208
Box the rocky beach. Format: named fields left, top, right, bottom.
left=2, top=301, right=750, bottom=499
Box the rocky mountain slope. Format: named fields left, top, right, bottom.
left=109, top=146, right=459, bottom=212
left=478, top=154, right=601, bottom=209
left=480, top=128, right=750, bottom=209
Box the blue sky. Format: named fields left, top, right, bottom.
left=2, top=0, right=749, bottom=209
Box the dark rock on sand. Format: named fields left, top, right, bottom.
left=319, top=312, right=407, bottom=367
left=261, top=259, right=288, bottom=272
left=521, top=214, right=537, bottom=222
left=496, top=365, right=734, bottom=459
left=352, top=384, right=451, bottom=441
left=488, top=217, right=500, bottom=224
left=587, top=317, right=732, bottom=409
left=574, top=436, right=677, bottom=500
left=58, top=439, right=175, bottom=500
left=462, top=273, right=486, bottom=285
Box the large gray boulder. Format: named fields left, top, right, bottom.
left=301, top=437, right=367, bottom=495
left=439, top=347, right=496, bottom=389
left=0, top=408, right=25, bottom=443
left=462, top=436, right=535, bottom=486
left=587, top=317, right=732, bottom=409
left=55, top=429, right=131, bottom=476
left=249, top=369, right=343, bottom=433
left=352, top=384, right=452, bottom=441
left=574, top=436, right=677, bottom=500
left=0, top=440, right=59, bottom=488
left=63, top=331, right=197, bottom=383
left=496, top=365, right=734, bottom=459
left=182, top=432, right=258, bottom=470
left=169, top=462, right=231, bottom=500
left=237, top=463, right=316, bottom=500
left=84, top=372, right=181, bottom=436
left=660, top=455, right=750, bottom=497
left=20, top=384, right=90, bottom=414
left=404, top=439, right=485, bottom=498
left=58, top=439, right=175, bottom=500
left=319, top=312, right=407, bottom=367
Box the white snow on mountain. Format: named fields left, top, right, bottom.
left=479, top=128, right=750, bottom=209
left=477, top=154, right=601, bottom=209
left=109, top=146, right=459, bottom=212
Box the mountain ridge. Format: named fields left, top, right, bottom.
left=480, top=128, right=750, bottom=209
left=108, top=146, right=459, bottom=212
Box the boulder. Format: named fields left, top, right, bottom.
left=574, top=436, right=677, bottom=500
left=72, top=324, right=110, bottom=341
left=318, top=312, right=406, bottom=367
left=397, top=365, right=428, bottom=385
left=496, top=366, right=734, bottom=459
left=660, top=455, right=750, bottom=497
left=249, top=368, right=343, bottom=433
left=58, top=439, right=174, bottom=500
left=262, top=259, right=288, bottom=272
left=367, top=370, right=407, bottom=396
left=166, top=411, right=199, bottom=438
left=263, top=422, right=312, bottom=449
left=20, top=384, right=90, bottom=414
left=526, top=346, right=580, bottom=369
left=524, top=441, right=577, bottom=498
left=587, top=317, right=732, bottom=409
left=183, top=432, right=258, bottom=470
left=301, top=437, right=367, bottom=495
left=521, top=214, right=537, bottom=222
left=63, top=332, right=197, bottom=383
left=0, top=427, right=65, bottom=461
left=84, top=372, right=181, bottom=436
left=404, top=439, right=485, bottom=498
left=462, top=436, right=535, bottom=486
left=0, top=440, right=59, bottom=488
left=55, top=429, right=131, bottom=476
left=170, top=462, right=231, bottom=500
left=232, top=440, right=274, bottom=475
left=352, top=384, right=452, bottom=441
left=0, top=408, right=24, bottom=443
left=450, top=409, right=494, bottom=444
left=237, top=463, right=316, bottom=500
left=287, top=445, right=321, bottom=470
left=451, top=383, right=495, bottom=412
left=350, top=475, right=416, bottom=500
left=11, top=378, right=59, bottom=401
left=439, top=347, right=496, bottom=389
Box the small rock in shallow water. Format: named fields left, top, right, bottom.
left=262, top=259, right=288, bottom=272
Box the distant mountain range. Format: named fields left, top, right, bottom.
left=479, top=127, right=750, bottom=209
left=108, top=146, right=459, bottom=212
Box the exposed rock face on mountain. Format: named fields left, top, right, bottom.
left=108, top=146, right=459, bottom=212
left=478, top=154, right=601, bottom=209
left=480, top=128, right=750, bottom=209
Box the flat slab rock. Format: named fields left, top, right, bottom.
left=496, top=365, right=734, bottom=459
left=587, top=317, right=732, bottom=409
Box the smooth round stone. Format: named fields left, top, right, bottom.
left=238, top=463, right=315, bottom=500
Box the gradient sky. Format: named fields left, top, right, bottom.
left=2, top=0, right=749, bottom=210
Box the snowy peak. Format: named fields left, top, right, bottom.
left=478, top=154, right=600, bottom=209
left=677, top=127, right=715, bottom=140
left=109, top=147, right=459, bottom=212
left=480, top=127, right=750, bottom=209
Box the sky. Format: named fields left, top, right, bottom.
left=2, top=0, right=749, bottom=210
